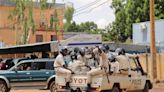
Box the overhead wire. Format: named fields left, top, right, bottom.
left=75, top=0, right=101, bottom=13
left=3, top=0, right=110, bottom=27
left=74, top=0, right=110, bottom=17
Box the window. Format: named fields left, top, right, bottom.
left=31, top=61, right=53, bottom=70
left=17, top=62, right=32, bottom=71
left=36, top=35, right=43, bottom=42
left=45, top=62, right=54, bottom=70
left=32, top=62, right=46, bottom=70
left=51, top=35, right=57, bottom=41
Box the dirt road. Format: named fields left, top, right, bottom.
left=11, top=83, right=164, bottom=92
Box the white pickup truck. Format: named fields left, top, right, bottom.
left=50, top=57, right=152, bottom=92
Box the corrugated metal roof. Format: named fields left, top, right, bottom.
left=0, top=41, right=55, bottom=54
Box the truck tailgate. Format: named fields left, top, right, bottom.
left=56, top=75, right=102, bottom=87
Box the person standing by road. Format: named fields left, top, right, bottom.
left=53, top=48, right=74, bottom=89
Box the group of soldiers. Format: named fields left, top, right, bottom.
left=53, top=45, right=137, bottom=91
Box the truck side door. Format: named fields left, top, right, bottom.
left=128, top=58, right=144, bottom=91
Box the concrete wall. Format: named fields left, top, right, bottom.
left=139, top=53, right=164, bottom=80
left=133, top=19, right=164, bottom=45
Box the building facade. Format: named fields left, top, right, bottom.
left=133, top=19, right=164, bottom=45
left=133, top=19, right=164, bottom=52
left=0, top=0, right=65, bottom=47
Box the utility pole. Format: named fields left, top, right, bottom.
left=150, top=0, right=157, bottom=81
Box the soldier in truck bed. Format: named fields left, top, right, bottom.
left=54, top=48, right=74, bottom=89
left=115, top=48, right=137, bottom=75
left=86, top=46, right=109, bottom=91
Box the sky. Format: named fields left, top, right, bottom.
left=53, top=0, right=115, bottom=28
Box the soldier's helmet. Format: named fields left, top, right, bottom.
left=60, top=46, right=68, bottom=56
left=103, top=44, right=110, bottom=51
left=100, top=46, right=106, bottom=53
left=115, top=48, right=125, bottom=55
left=108, top=53, right=116, bottom=62
left=74, top=47, right=80, bottom=53
left=79, top=48, right=85, bottom=57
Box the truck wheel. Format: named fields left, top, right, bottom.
left=50, top=81, right=57, bottom=92
left=76, top=88, right=82, bottom=92
left=111, top=86, right=120, bottom=92
left=0, top=80, right=9, bottom=92
left=143, top=82, right=149, bottom=92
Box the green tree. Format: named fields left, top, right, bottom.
left=40, top=0, right=48, bottom=10
left=67, top=21, right=104, bottom=34
left=79, top=21, right=98, bottom=33
left=40, top=0, right=48, bottom=25
left=78, top=21, right=107, bottom=41
left=109, top=0, right=127, bottom=42
left=50, top=9, right=59, bottom=30
left=67, top=21, right=80, bottom=32
left=155, top=0, right=164, bottom=19
left=9, top=0, right=51, bottom=44
left=107, top=0, right=164, bottom=42
left=9, top=0, right=35, bottom=44
left=64, top=6, right=75, bottom=31
left=66, top=21, right=108, bottom=40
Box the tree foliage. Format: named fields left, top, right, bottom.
left=106, top=0, right=164, bottom=42
left=50, top=9, right=60, bottom=30
left=9, top=0, right=51, bottom=44
left=67, top=21, right=99, bottom=32
left=9, top=0, right=36, bottom=44
left=64, top=6, right=75, bottom=31
left=40, top=0, right=48, bottom=10
left=67, top=21, right=109, bottom=41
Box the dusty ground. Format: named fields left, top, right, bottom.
left=149, top=83, right=164, bottom=92
left=11, top=83, right=164, bottom=92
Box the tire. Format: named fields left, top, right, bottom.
left=143, top=82, right=149, bottom=92
left=111, top=86, right=120, bottom=92
left=0, top=80, right=9, bottom=92
left=50, top=81, right=57, bottom=92
left=76, top=88, right=82, bottom=92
